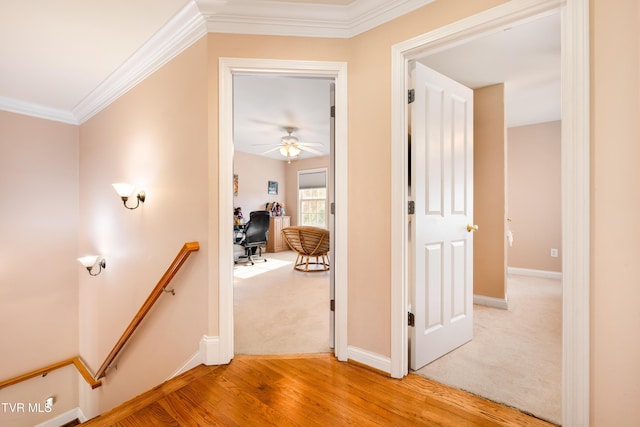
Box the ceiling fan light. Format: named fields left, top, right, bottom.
left=289, top=145, right=301, bottom=157
left=279, top=145, right=301, bottom=158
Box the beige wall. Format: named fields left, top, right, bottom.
left=473, top=84, right=507, bottom=300
left=591, top=0, right=640, bottom=424
left=285, top=156, right=330, bottom=226
left=507, top=121, right=562, bottom=273
left=233, top=151, right=287, bottom=214
left=77, top=38, right=210, bottom=416
left=4, top=0, right=640, bottom=423
left=0, top=111, right=79, bottom=426
left=233, top=152, right=330, bottom=226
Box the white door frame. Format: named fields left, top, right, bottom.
left=390, top=0, right=589, bottom=425
left=217, top=58, right=349, bottom=363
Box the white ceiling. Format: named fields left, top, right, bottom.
left=0, top=0, right=560, bottom=158
left=233, top=75, right=333, bottom=161
left=418, top=12, right=561, bottom=129
left=0, top=0, right=190, bottom=117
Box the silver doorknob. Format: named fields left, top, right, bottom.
left=467, top=224, right=478, bottom=232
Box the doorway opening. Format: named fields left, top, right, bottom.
left=390, top=1, right=590, bottom=425
left=231, top=75, right=332, bottom=355
left=406, top=12, right=561, bottom=423
left=217, top=58, right=349, bottom=364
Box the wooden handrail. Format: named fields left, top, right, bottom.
left=0, top=241, right=200, bottom=390
left=95, top=241, right=200, bottom=379
left=0, top=356, right=102, bottom=390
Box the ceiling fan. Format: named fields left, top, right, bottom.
left=259, top=127, right=323, bottom=162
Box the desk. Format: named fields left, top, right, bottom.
left=266, top=216, right=290, bottom=252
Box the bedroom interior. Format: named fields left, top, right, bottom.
left=231, top=74, right=333, bottom=357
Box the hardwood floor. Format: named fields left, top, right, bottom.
left=81, top=354, right=556, bottom=426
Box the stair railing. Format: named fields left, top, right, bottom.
left=95, top=241, right=199, bottom=379
left=0, top=241, right=200, bottom=390
left=0, top=357, right=102, bottom=390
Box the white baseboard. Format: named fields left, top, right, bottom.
left=473, top=294, right=509, bottom=310
left=167, top=349, right=204, bottom=381
left=167, top=335, right=222, bottom=381
left=176, top=337, right=393, bottom=380
left=199, top=335, right=223, bottom=366
left=507, top=267, right=563, bottom=280
left=347, top=346, right=391, bottom=374
left=177, top=337, right=392, bottom=380
left=34, top=407, right=87, bottom=427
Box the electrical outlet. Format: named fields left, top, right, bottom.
left=45, top=396, right=55, bottom=410
left=550, top=248, right=558, bottom=258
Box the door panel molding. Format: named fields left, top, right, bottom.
left=409, top=61, right=474, bottom=370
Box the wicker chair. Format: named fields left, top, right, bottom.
left=281, top=226, right=330, bottom=272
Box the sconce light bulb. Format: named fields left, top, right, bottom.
left=77, top=255, right=99, bottom=268
left=113, top=183, right=145, bottom=209
left=112, top=182, right=134, bottom=198
left=77, top=256, right=105, bottom=276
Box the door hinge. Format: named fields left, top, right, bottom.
left=330, top=202, right=335, bottom=215
left=330, top=299, right=335, bottom=312
left=408, top=89, right=415, bottom=104
left=408, top=200, right=415, bottom=215
left=330, top=105, right=335, bottom=118
left=408, top=312, right=415, bottom=327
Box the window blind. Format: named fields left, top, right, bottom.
left=299, top=170, right=326, bottom=189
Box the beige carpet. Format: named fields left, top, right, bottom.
left=233, top=250, right=331, bottom=355
left=414, top=274, right=562, bottom=425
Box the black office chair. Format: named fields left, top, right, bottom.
left=236, top=210, right=270, bottom=265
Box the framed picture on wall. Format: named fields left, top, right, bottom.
left=268, top=180, right=278, bottom=195
left=233, top=174, right=238, bottom=196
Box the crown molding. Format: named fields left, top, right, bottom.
left=348, top=0, right=435, bottom=36
left=199, top=0, right=434, bottom=38
left=2, top=0, right=434, bottom=124
left=72, top=1, right=207, bottom=123
left=0, top=96, right=79, bottom=125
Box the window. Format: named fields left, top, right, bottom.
left=300, top=188, right=327, bottom=226
left=298, top=169, right=327, bottom=227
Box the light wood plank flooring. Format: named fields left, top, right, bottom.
left=81, top=354, right=556, bottom=426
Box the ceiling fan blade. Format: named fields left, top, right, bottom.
left=248, top=118, right=291, bottom=129
left=299, top=146, right=324, bottom=155
left=261, top=146, right=282, bottom=154
left=248, top=119, right=301, bottom=133
left=297, top=142, right=323, bottom=147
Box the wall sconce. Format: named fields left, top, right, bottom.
left=77, top=255, right=106, bottom=276
left=112, top=182, right=145, bottom=210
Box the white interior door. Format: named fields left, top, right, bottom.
left=409, top=61, right=474, bottom=370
